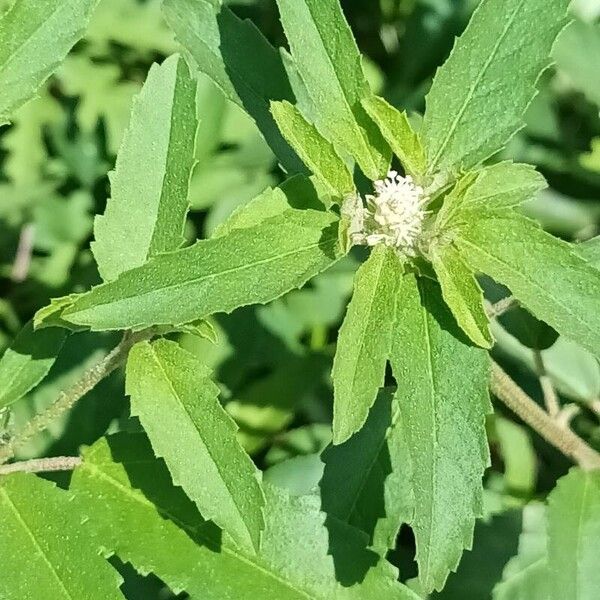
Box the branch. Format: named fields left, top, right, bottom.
left=533, top=349, right=561, bottom=418
left=0, top=330, right=150, bottom=465
left=0, top=456, right=81, bottom=476
left=491, top=361, right=600, bottom=471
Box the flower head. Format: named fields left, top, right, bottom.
left=343, top=170, right=428, bottom=257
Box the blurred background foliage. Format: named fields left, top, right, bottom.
left=1, top=0, right=600, bottom=597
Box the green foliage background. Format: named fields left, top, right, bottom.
left=1, top=0, right=600, bottom=598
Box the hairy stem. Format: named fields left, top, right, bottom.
left=0, top=456, right=81, bottom=476
left=491, top=361, right=600, bottom=471
left=533, top=350, right=561, bottom=418
left=0, top=330, right=149, bottom=465
left=486, top=296, right=518, bottom=318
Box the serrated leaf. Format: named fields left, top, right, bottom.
left=0, top=321, right=67, bottom=410
left=547, top=469, right=600, bottom=600
left=0, top=0, right=99, bottom=125
left=163, top=0, right=304, bottom=173
left=435, top=162, right=547, bottom=232
left=421, top=0, right=569, bottom=178
left=60, top=209, right=341, bottom=331
left=70, top=433, right=420, bottom=599
left=430, top=243, right=493, bottom=349
left=213, top=175, right=324, bottom=238
left=0, top=472, right=124, bottom=599
left=92, top=54, right=198, bottom=282
left=454, top=212, right=600, bottom=361
left=271, top=101, right=355, bottom=197
left=332, top=246, right=403, bottom=444
left=361, top=95, right=426, bottom=178
left=275, top=0, right=390, bottom=179
left=389, top=275, right=491, bottom=592
left=321, top=389, right=414, bottom=554
left=126, top=338, right=264, bottom=552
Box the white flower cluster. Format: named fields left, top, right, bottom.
left=343, top=170, right=428, bottom=257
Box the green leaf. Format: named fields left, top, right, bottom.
left=126, top=338, right=264, bottom=552
left=275, top=0, right=390, bottom=179
left=71, top=433, right=420, bottom=599
left=430, top=243, right=493, bottom=349
left=389, top=275, right=491, bottom=592
left=578, top=236, right=600, bottom=268
left=0, top=472, right=124, bottom=599
left=321, top=389, right=414, bottom=554
left=162, top=0, right=304, bottom=173
left=213, top=175, right=324, bottom=238
left=271, top=101, right=355, bottom=197
left=361, top=95, right=426, bottom=178
left=0, top=322, right=67, bottom=411
left=0, top=0, right=99, bottom=125
left=92, top=54, right=198, bottom=282
left=59, top=209, right=341, bottom=331
left=493, top=504, right=549, bottom=600
left=332, top=246, right=403, bottom=444
left=435, top=162, right=547, bottom=232
left=421, top=0, right=569, bottom=178
left=547, top=469, right=600, bottom=600
left=454, top=212, right=600, bottom=361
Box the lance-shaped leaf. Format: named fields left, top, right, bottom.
left=455, top=212, right=600, bottom=362
left=127, top=339, right=264, bottom=552
left=332, top=245, right=403, bottom=444
left=163, top=0, right=304, bottom=173
left=430, top=244, right=493, bottom=349
left=0, top=0, right=99, bottom=125
left=271, top=101, right=355, bottom=197
left=58, top=209, right=340, bottom=331
left=0, top=322, right=67, bottom=410
left=389, top=275, right=491, bottom=592
left=547, top=468, right=600, bottom=600
left=92, top=54, right=198, bottom=281
left=321, top=389, right=414, bottom=554
left=70, top=433, right=421, bottom=599
left=435, top=162, right=547, bottom=232
left=0, top=472, right=124, bottom=599
left=275, top=0, right=390, bottom=179
left=421, top=0, right=569, bottom=178
left=361, top=95, right=426, bottom=179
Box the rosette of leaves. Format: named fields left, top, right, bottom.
left=2, top=0, right=600, bottom=597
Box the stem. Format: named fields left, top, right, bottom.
left=533, top=350, right=561, bottom=418
left=486, top=296, right=518, bottom=318
left=0, top=330, right=149, bottom=465
left=0, top=456, right=81, bottom=476
left=491, top=361, right=600, bottom=471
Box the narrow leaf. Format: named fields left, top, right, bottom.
left=321, top=389, right=414, bottom=554
left=127, top=339, right=264, bottom=552
left=93, top=54, right=198, bottom=281
left=435, top=162, right=547, bottom=232
left=271, top=100, right=355, bottom=197
left=275, top=0, right=390, bottom=179
left=60, top=209, right=341, bottom=331
left=162, top=0, right=304, bottom=172
left=421, top=0, right=569, bottom=177
left=361, top=95, right=426, bottom=178
left=0, top=0, right=99, bottom=124
left=547, top=468, right=600, bottom=600
left=0, top=473, right=123, bottom=599
left=71, top=433, right=420, bottom=599
left=389, top=275, right=491, bottom=592
left=0, top=322, right=67, bottom=410
left=332, top=246, right=403, bottom=444
left=430, top=244, right=493, bottom=348
left=455, top=212, right=600, bottom=361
